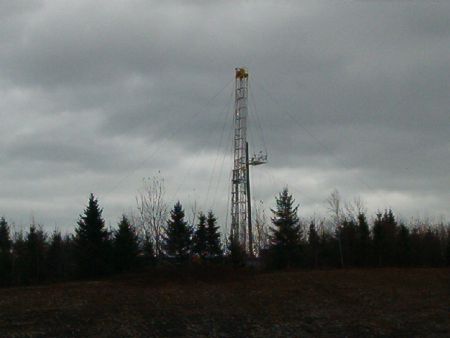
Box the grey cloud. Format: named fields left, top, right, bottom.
left=1, top=1, right=449, bottom=228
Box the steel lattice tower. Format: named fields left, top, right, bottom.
left=230, top=68, right=267, bottom=255
left=231, top=68, right=249, bottom=250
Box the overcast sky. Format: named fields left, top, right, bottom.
left=1, top=0, right=449, bottom=231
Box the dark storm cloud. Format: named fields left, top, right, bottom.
left=1, top=1, right=449, bottom=227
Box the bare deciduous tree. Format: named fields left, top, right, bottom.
left=188, top=201, right=198, bottom=228
left=344, top=196, right=367, bottom=221
left=326, top=189, right=344, bottom=267
left=327, top=189, right=342, bottom=224
left=136, top=175, right=168, bottom=257
left=254, top=200, right=269, bottom=256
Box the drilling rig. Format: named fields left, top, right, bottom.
left=230, top=68, right=267, bottom=255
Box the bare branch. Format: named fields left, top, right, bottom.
left=135, top=174, right=168, bottom=257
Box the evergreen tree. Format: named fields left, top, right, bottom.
left=422, top=228, right=442, bottom=266
left=373, top=212, right=384, bottom=266
left=227, top=232, right=246, bottom=267
left=164, top=202, right=193, bottom=264
left=46, top=230, right=65, bottom=280
left=410, top=227, right=424, bottom=265
left=373, top=209, right=398, bottom=266
left=74, top=193, right=110, bottom=277
left=339, top=219, right=358, bottom=267
left=446, top=227, right=450, bottom=266
left=0, top=217, right=12, bottom=285
left=206, top=211, right=222, bottom=258
left=384, top=209, right=398, bottom=265
left=25, top=225, right=47, bottom=283
left=12, top=231, right=27, bottom=285
left=113, top=215, right=139, bottom=272
left=318, top=230, right=340, bottom=267
left=61, top=234, right=77, bottom=279
left=193, top=212, right=208, bottom=259
left=143, top=235, right=156, bottom=266
left=269, top=188, right=302, bottom=268
left=307, top=220, right=319, bottom=268
left=356, top=212, right=370, bottom=266
left=396, top=224, right=411, bottom=266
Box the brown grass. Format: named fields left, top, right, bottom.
left=0, top=267, right=448, bottom=337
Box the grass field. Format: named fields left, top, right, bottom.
left=0, top=268, right=448, bottom=337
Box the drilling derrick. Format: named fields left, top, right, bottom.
left=231, top=68, right=249, bottom=250
left=231, top=68, right=267, bottom=255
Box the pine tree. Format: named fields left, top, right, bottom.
left=113, top=215, right=139, bottom=272
left=164, top=202, right=193, bottom=264
left=193, top=212, right=208, bottom=259
left=206, top=211, right=222, bottom=258
left=269, top=188, right=302, bottom=268
left=0, top=217, right=12, bottom=285
left=74, top=193, right=110, bottom=277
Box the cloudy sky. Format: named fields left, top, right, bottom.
left=1, top=0, right=449, bottom=231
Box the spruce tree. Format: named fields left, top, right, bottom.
left=269, top=188, right=302, bottom=268
left=74, top=193, right=110, bottom=277
left=113, top=215, right=139, bottom=272
left=0, top=217, right=12, bottom=285
left=164, top=202, right=193, bottom=264
left=206, top=211, right=222, bottom=258
left=193, top=212, right=208, bottom=259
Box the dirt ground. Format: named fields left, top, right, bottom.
left=0, top=268, right=448, bottom=337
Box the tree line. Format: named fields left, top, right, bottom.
left=0, top=186, right=449, bottom=287
left=0, top=193, right=225, bottom=286
left=267, top=189, right=449, bottom=269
